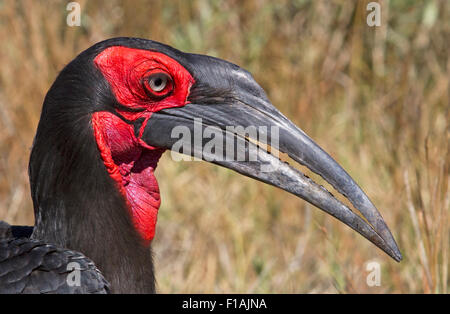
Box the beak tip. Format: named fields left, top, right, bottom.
left=383, top=238, right=402, bottom=262
left=371, top=214, right=402, bottom=262
left=383, top=236, right=403, bottom=263
left=392, top=248, right=403, bottom=262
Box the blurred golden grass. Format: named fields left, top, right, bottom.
left=0, top=0, right=448, bottom=293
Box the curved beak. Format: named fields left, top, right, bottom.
left=141, top=54, right=402, bottom=262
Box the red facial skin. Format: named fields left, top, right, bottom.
left=92, top=46, right=194, bottom=243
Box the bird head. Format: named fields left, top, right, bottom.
left=31, top=38, right=401, bottom=262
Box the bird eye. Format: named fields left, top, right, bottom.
left=143, top=72, right=173, bottom=97
left=148, top=73, right=168, bottom=92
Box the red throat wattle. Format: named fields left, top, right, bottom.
left=92, top=46, right=194, bottom=243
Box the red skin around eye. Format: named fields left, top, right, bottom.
left=94, top=46, right=194, bottom=120
left=92, top=47, right=195, bottom=243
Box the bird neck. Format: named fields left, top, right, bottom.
left=29, top=108, right=158, bottom=294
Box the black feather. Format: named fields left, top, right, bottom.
left=0, top=230, right=109, bottom=294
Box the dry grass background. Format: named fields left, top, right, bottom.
left=0, top=0, right=448, bottom=293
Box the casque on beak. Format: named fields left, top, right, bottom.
left=141, top=53, right=402, bottom=262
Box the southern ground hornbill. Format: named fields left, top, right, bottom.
left=0, top=37, right=401, bottom=293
